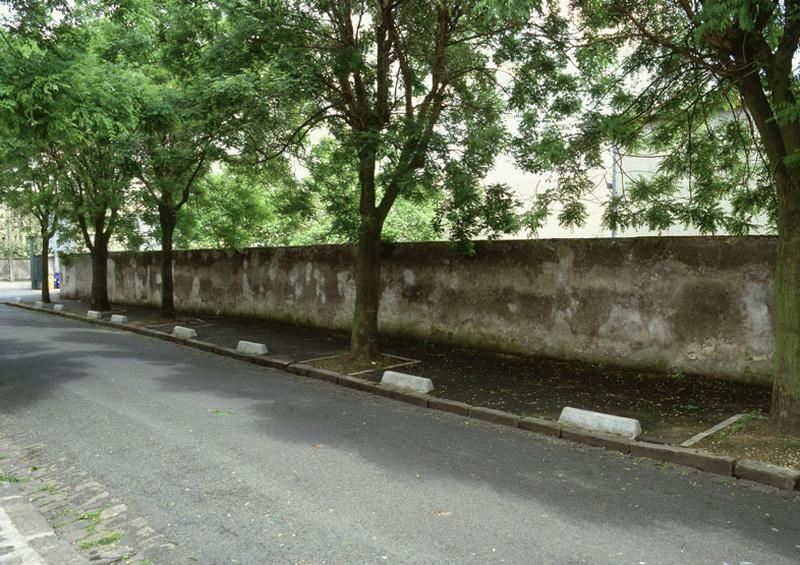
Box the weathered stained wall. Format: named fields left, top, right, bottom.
left=1, top=258, right=32, bottom=281
left=61, top=237, right=777, bottom=384
left=0, top=257, right=57, bottom=281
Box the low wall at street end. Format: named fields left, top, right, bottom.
left=0, top=258, right=32, bottom=281
left=61, top=236, right=777, bottom=385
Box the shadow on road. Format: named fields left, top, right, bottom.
left=148, top=345, right=800, bottom=562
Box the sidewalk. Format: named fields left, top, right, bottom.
left=0, top=483, right=87, bottom=565
left=39, top=296, right=772, bottom=445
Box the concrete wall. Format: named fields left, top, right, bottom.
left=61, top=237, right=777, bottom=384
left=0, top=256, right=57, bottom=281
left=0, top=258, right=30, bottom=281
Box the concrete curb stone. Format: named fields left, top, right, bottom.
left=629, top=442, right=736, bottom=476
left=367, top=384, right=399, bottom=400
left=0, top=483, right=89, bottom=565
left=287, top=362, right=314, bottom=377
left=392, top=390, right=430, bottom=407
left=337, top=374, right=375, bottom=392
left=349, top=379, right=394, bottom=397
left=303, top=366, right=340, bottom=384
left=468, top=406, right=521, bottom=427
left=8, top=301, right=800, bottom=493
left=735, top=459, right=800, bottom=490
left=428, top=397, right=471, bottom=416
left=561, top=428, right=632, bottom=454
left=519, top=416, right=562, bottom=437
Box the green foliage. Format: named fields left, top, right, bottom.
left=299, top=138, right=440, bottom=245
left=174, top=163, right=306, bottom=250
left=215, top=0, right=571, bottom=250
left=0, top=3, right=144, bottom=255
left=525, top=0, right=787, bottom=236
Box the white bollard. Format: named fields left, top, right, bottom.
left=172, top=326, right=198, bottom=340
left=53, top=304, right=64, bottom=312
left=558, top=407, right=642, bottom=439
left=110, top=314, right=128, bottom=324
left=236, top=340, right=269, bottom=355
left=86, top=310, right=102, bottom=319
left=381, top=371, right=434, bottom=393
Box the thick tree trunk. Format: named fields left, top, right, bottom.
left=349, top=138, right=384, bottom=362
left=350, top=216, right=383, bottom=362
left=771, top=178, right=800, bottom=435
left=90, top=238, right=110, bottom=311
left=40, top=233, right=50, bottom=304
left=159, top=205, right=177, bottom=319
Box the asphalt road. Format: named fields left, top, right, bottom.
left=0, top=280, right=52, bottom=302
left=0, top=303, right=798, bottom=565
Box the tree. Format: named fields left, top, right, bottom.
left=298, top=137, right=442, bottom=245
left=535, top=1, right=800, bottom=433
left=222, top=0, right=571, bottom=361
left=56, top=54, right=142, bottom=310
left=134, top=82, right=213, bottom=317
left=113, top=0, right=226, bottom=318
left=0, top=149, right=62, bottom=303
left=173, top=162, right=309, bottom=250
left=0, top=2, right=142, bottom=310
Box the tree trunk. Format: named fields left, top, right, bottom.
left=350, top=138, right=383, bottom=362
left=40, top=232, right=50, bottom=304
left=90, top=237, right=110, bottom=311
left=350, top=214, right=383, bottom=362
left=771, top=176, right=800, bottom=435
left=159, top=204, right=177, bottom=319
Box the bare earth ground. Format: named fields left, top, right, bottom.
left=307, top=353, right=410, bottom=374
left=699, top=416, right=800, bottom=470
left=28, top=297, right=777, bottom=449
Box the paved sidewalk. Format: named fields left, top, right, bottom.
left=0, top=484, right=87, bottom=565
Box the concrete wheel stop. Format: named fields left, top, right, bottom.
left=558, top=406, right=643, bottom=439
left=236, top=340, right=269, bottom=355
left=172, top=326, right=198, bottom=340
left=380, top=370, right=434, bottom=393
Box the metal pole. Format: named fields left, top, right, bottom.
left=28, top=237, right=35, bottom=289
left=5, top=210, right=12, bottom=282
left=610, top=145, right=618, bottom=238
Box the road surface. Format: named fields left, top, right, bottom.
left=0, top=303, right=798, bottom=564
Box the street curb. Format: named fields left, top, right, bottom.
left=734, top=459, right=800, bottom=490
left=629, top=442, right=736, bottom=476
left=6, top=301, right=799, bottom=494
left=561, top=428, right=632, bottom=454
left=519, top=416, right=562, bottom=437
left=0, top=483, right=89, bottom=564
